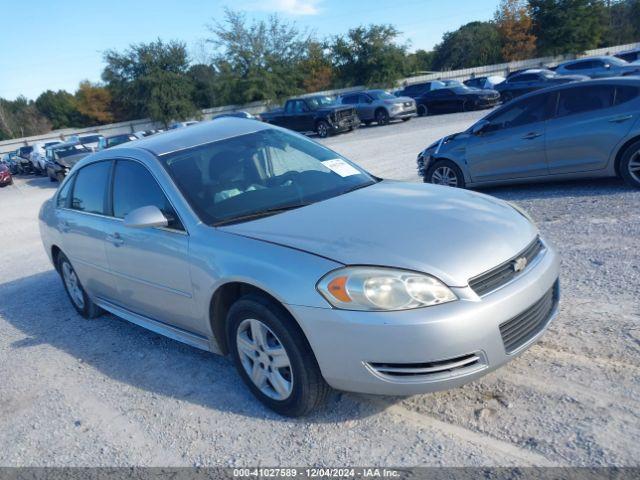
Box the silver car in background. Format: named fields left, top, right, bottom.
left=40, top=119, right=559, bottom=416
left=339, top=89, right=416, bottom=125
left=419, top=78, right=640, bottom=189
left=555, top=55, right=640, bottom=78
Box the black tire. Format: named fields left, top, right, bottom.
left=49, top=174, right=56, bottom=182
left=316, top=120, right=330, bottom=138
left=375, top=108, right=390, bottom=125
left=417, top=104, right=428, bottom=117
left=55, top=172, right=65, bottom=183
left=619, top=139, right=640, bottom=188
left=425, top=159, right=466, bottom=188
left=401, top=117, right=411, bottom=122
left=56, top=252, right=103, bottom=319
left=363, top=120, right=372, bottom=126
left=227, top=294, right=331, bottom=417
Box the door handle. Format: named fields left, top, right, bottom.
left=522, top=132, right=542, bottom=140
left=106, top=233, right=124, bottom=247
left=59, top=220, right=70, bottom=233
left=609, top=115, right=633, bottom=123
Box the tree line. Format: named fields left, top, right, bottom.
left=1, top=0, right=639, bottom=140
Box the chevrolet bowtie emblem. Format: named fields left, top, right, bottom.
left=513, top=257, right=528, bottom=272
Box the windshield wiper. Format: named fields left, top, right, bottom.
left=213, top=202, right=312, bottom=226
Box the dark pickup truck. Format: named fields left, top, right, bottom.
left=260, top=95, right=360, bottom=138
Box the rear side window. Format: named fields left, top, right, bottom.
left=112, top=160, right=183, bottom=230
left=71, top=161, right=111, bottom=214
left=56, top=176, right=74, bottom=208
left=556, top=85, right=615, bottom=118
left=615, top=85, right=640, bottom=105
left=342, top=94, right=359, bottom=104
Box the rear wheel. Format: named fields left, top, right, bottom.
left=227, top=295, right=331, bottom=416
left=57, top=252, right=103, bottom=319
left=375, top=109, right=390, bottom=125
left=620, top=140, right=640, bottom=188
left=425, top=159, right=466, bottom=188
left=316, top=120, right=330, bottom=138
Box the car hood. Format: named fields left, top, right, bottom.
left=56, top=152, right=91, bottom=168
left=220, top=181, right=538, bottom=287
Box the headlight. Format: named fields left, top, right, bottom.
left=509, top=202, right=535, bottom=224
left=317, top=267, right=457, bottom=311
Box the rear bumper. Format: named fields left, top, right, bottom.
left=288, top=240, right=560, bottom=395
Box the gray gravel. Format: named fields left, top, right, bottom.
left=0, top=111, right=638, bottom=467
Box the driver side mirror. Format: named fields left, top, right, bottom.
left=472, top=119, right=491, bottom=135
left=123, top=205, right=168, bottom=229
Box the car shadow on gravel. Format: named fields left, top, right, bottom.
left=476, top=177, right=636, bottom=201
left=0, top=270, right=390, bottom=422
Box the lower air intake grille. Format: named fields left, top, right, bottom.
left=369, top=353, right=483, bottom=378
left=499, top=281, right=558, bottom=354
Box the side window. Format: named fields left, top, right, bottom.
left=285, top=102, right=295, bottom=113
left=56, top=175, right=74, bottom=208
left=486, top=94, right=553, bottom=132
left=342, top=94, right=358, bottom=104
left=293, top=101, right=308, bottom=113
left=112, top=160, right=183, bottom=231
left=71, top=161, right=111, bottom=214
left=556, top=85, right=615, bottom=118
left=615, top=86, right=640, bottom=105
left=358, top=94, right=371, bottom=103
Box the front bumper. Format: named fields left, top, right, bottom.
left=331, top=116, right=361, bottom=132
left=288, top=241, right=560, bottom=395
left=390, top=107, right=417, bottom=119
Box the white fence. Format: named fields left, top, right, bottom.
left=2, top=42, right=639, bottom=155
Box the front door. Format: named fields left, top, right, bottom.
left=104, top=159, right=200, bottom=334
left=466, top=93, right=553, bottom=182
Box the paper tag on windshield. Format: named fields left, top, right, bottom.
left=322, top=159, right=360, bottom=177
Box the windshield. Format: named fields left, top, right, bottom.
left=368, top=90, right=396, bottom=100
left=54, top=144, right=91, bottom=159
left=608, top=56, right=628, bottom=66
left=306, top=96, right=335, bottom=109
left=160, top=128, right=376, bottom=225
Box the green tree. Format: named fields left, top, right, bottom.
left=328, top=25, right=408, bottom=87
left=405, top=49, right=435, bottom=75
left=206, top=9, right=311, bottom=104
left=102, top=39, right=197, bottom=123
left=299, top=41, right=335, bottom=93
left=601, top=0, right=640, bottom=46
left=432, top=22, right=503, bottom=70
left=35, top=90, right=82, bottom=129
left=188, top=64, right=218, bottom=109
left=529, top=0, right=606, bottom=55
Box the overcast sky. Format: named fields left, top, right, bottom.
left=0, top=0, right=496, bottom=100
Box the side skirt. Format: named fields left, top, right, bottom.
left=94, top=297, right=223, bottom=354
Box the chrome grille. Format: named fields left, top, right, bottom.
left=499, top=281, right=558, bottom=354
left=469, top=237, right=545, bottom=296
left=368, top=352, right=484, bottom=379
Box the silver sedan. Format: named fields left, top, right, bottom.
left=39, top=119, right=559, bottom=416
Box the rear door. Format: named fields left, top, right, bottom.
left=545, top=84, right=639, bottom=174
left=466, top=92, right=554, bottom=182
left=56, top=161, right=119, bottom=301
left=103, top=159, right=199, bottom=333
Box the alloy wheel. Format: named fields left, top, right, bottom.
left=431, top=166, right=459, bottom=187
left=236, top=318, right=293, bottom=401
left=628, top=151, right=640, bottom=183
left=62, top=261, right=85, bottom=309
left=317, top=122, right=328, bottom=138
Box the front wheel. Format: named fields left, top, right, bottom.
left=375, top=109, right=390, bottom=125
left=228, top=295, right=331, bottom=417
left=425, top=159, right=466, bottom=188
left=620, top=140, right=640, bottom=188
left=316, top=120, right=330, bottom=138
left=417, top=104, right=428, bottom=117
left=401, top=117, right=411, bottom=122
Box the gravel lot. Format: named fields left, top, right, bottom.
left=1, top=112, right=639, bottom=467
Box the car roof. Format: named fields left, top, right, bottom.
left=108, top=118, right=271, bottom=156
